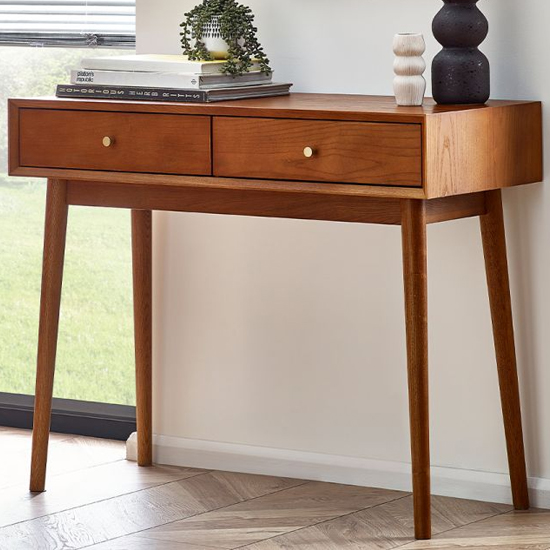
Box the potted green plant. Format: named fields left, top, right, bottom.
left=180, top=0, right=272, bottom=76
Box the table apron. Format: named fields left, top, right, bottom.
left=65, top=180, right=487, bottom=226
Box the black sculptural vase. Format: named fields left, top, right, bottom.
left=432, top=0, right=490, bottom=104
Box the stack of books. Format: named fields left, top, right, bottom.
left=56, top=54, right=292, bottom=103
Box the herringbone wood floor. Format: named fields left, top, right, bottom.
left=1, top=427, right=548, bottom=550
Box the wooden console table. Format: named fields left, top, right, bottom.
left=8, top=94, right=543, bottom=540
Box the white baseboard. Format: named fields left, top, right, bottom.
left=126, top=432, right=550, bottom=509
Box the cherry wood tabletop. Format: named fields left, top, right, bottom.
left=9, top=93, right=540, bottom=123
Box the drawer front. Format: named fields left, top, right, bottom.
left=19, top=109, right=211, bottom=176
left=213, top=117, right=422, bottom=186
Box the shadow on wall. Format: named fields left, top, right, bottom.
left=491, top=0, right=549, bottom=477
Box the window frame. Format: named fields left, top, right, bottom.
left=0, top=7, right=136, bottom=436
left=0, top=0, right=135, bottom=48
left=0, top=393, right=136, bottom=440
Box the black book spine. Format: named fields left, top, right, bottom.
left=56, top=84, right=208, bottom=103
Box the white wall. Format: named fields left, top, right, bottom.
left=136, top=0, right=550, bottom=497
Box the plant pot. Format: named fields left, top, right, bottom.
left=393, top=33, right=426, bottom=106
left=201, top=16, right=230, bottom=60
left=432, top=0, right=490, bottom=104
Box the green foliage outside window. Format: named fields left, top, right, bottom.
left=0, top=47, right=135, bottom=405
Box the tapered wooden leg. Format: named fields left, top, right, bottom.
left=132, top=210, right=153, bottom=466
left=30, top=179, right=69, bottom=492
left=480, top=190, right=529, bottom=510
left=401, top=199, right=431, bottom=540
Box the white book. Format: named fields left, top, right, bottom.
left=71, top=69, right=272, bottom=90
left=80, top=54, right=261, bottom=75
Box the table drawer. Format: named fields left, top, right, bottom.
left=213, top=117, right=422, bottom=186
left=19, top=109, right=211, bottom=176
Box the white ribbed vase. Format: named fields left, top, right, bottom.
left=393, top=33, right=426, bottom=106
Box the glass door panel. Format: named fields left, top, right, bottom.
left=0, top=46, right=135, bottom=406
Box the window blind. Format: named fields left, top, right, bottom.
left=0, top=0, right=135, bottom=48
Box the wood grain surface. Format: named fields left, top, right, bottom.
left=19, top=109, right=212, bottom=176
left=480, top=190, right=529, bottom=510
left=1, top=460, right=205, bottom=527
left=245, top=494, right=510, bottom=550
left=425, top=192, right=487, bottom=223
left=65, top=182, right=489, bottom=226
left=10, top=168, right=427, bottom=199
left=137, top=482, right=406, bottom=548
left=93, top=538, right=214, bottom=549
left=400, top=509, right=550, bottom=550
left=8, top=94, right=539, bottom=124
left=30, top=179, right=69, bottom=493
left=1, top=429, right=545, bottom=550
left=7, top=99, right=19, bottom=174
left=213, top=117, right=422, bottom=186
left=67, top=180, right=406, bottom=225
left=424, top=102, right=543, bottom=198
left=132, top=210, right=153, bottom=467
left=9, top=95, right=542, bottom=198
left=401, top=200, right=431, bottom=540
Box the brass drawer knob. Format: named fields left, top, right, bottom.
left=102, top=136, right=114, bottom=147
left=303, top=146, right=315, bottom=158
